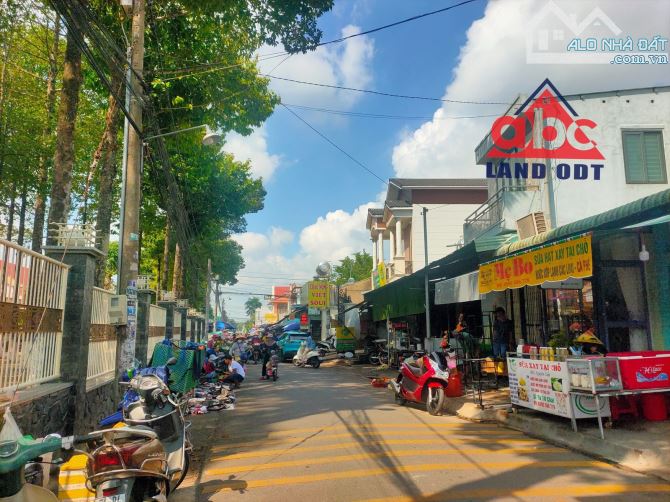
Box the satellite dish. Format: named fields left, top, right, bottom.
left=316, top=262, right=331, bottom=277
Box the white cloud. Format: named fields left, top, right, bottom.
left=258, top=24, right=374, bottom=110
left=392, top=0, right=670, bottom=178
left=224, top=125, right=281, bottom=181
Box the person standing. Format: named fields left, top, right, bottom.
left=492, top=307, right=513, bottom=359
left=261, top=336, right=279, bottom=380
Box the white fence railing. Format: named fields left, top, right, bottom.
left=147, top=304, right=167, bottom=363
left=86, top=287, right=116, bottom=390
left=0, top=239, right=68, bottom=393
left=91, top=287, right=112, bottom=324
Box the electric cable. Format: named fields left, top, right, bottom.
left=282, top=103, right=501, bottom=120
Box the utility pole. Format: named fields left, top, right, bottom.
left=204, top=258, right=211, bottom=335
left=118, top=0, right=144, bottom=371
left=119, top=0, right=144, bottom=293
left=422, top=208, right=432, bottom=339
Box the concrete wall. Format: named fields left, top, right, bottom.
left=552, top=89, right=670, bottom=226
left=411, top=203, right=481, bottom=269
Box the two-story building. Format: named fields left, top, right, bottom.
left=460, top=84, right=670, bottom=352
left=366, top=178, right=488, bottom=286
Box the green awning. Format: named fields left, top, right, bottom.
left=364, top=234, right=517, bottom=322
left=495, top=188, right=670, bottom=257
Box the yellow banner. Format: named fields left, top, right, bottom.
left=377, top=261, right=387, bottom=287
left=308, top=281, right=330, bottom=308
left=479, top=234, right=592, bottom=294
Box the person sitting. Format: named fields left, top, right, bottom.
left=267, top=350, right=280, bottom=373
left=221, top=355, right=245, bottom=388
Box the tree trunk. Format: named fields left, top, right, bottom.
left=46, top=29, right=82, bottom=245
left=6, top=182, right=15, bottom=241
left=93, top=79, right=122, bottom=286
left=172, top=242, right=183, bottom=299
left=32, top=15, right=60, bottom=252
left=17, top=184, right=27, bottom=246
left=162, top=220, right=170, bottom=292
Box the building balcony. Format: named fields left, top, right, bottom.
left=463, top=186, right=542, bottom=243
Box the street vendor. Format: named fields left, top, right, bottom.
left=572, top=331, right=608, bottom=356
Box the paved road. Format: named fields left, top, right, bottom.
left=172, top=361, right=670, bottom=501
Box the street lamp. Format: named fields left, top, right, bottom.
left=143, top=123, right=222, bottom=146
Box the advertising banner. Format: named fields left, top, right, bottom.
left=308, top=281, right=330, bottom=309
left=479, top=234, right=592, bottom=294
left=507, top=356, right=610, bottom=419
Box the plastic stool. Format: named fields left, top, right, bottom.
left=610, top=395, right=640, bottom=421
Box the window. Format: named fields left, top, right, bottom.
left=622, top=130, right=667, bottom=183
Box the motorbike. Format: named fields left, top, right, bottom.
left=368, top=339, right=389, bottom=366
left=316, top=335, right=336, bottom=357
left=266, top=358, right=279, bottom=381
left=389, top=351, right=454, bottom=415
left=120, top=359, right=191, bottom=492
left=251, top=346, right=261, bottom=365
left=292, top=343, right=321, bottom=368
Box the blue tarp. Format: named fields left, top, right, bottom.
left=283, top=320, right=300, bottom=332
left=216, top=320, right=236, bottom=330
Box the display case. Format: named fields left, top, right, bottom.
left=566, top=357, right=623, bottom=393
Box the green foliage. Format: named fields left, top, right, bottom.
left=333, top=251, right=373, bottom=285
left=548, top=332, right=570, bottom=349
left=245, top=297, right=262, bottom=318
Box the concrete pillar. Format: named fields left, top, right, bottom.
left=44, top=246, right=103, bottom=434
left=135, top=290, right=152, bottom=363
left=396, top=220, right=403, bottom=257
left=175, top=306, right=188, bottom=341
left=371, top=234, right=378, bottom=268
left=158, top=301, right=176, bottom=339
left=390, top=229, right=396, bottom=261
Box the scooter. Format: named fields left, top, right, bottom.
left=389, top=351, right=454, bottom=415
left=120, top=359, right=191, bottom=492
left=293, top=343, right=321, bottom=368
left=316, top=335, right=336, bottom=357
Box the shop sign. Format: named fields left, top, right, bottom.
left=507, top=356, right=610, bottom=419
left=479, top=234, right=592, bottom=294
left=373, top=261, right=387, bottom=289
left=308, top=281, right=329, bottom=309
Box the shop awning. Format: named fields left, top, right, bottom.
left=364, top=234, right=516, bottom=322
left=435, top=271, right=480, bottom=305
left=495, top=188, right=670, bottom=257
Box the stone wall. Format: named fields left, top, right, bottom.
left=10, top=384, right=76, bottom=437
left=80, top=381, right=120, bottom=432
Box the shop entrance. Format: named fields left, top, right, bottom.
left=597, top=233, right=651, bottom=352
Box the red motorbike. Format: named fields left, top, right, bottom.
left=390, top=351, right=453, bottom=415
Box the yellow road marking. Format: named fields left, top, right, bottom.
left=205, top=447, right=564, bottom=476
left=200, top=460, right=610, bottom=493
left=358, top=483, right=670, bottom=501
left=212, top=428, right=522, bottom=451
left=211, top=437, right=544, bottom=461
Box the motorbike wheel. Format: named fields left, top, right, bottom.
left=426, top=387, right=445, bottom=416
left=293, top=358, right=301, bottom=367
left=273, top=372, right=278, bottom=382
left=369, top=354, right=381, bottom=366
left=394, top=392, right=406, bottom=405
left=170, top=451, right=190, bottom=492
left=379, top=353, right=389, bottom=365
left=309, top=357, right=321, bottom=369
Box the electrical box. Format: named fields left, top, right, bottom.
left=109, top=294, right=128, bottom=325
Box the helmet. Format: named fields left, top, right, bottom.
left=574, top=332, right=604, bottom=345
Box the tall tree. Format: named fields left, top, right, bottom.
left=334, top=251, right=374, bottom=285
left=46, top=30, right=82, bottom=244
left=245, top=297, right=262, bottom=319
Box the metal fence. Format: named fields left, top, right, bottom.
left=147, top=304, right=167, bottom=363
left=86, top=287, right=117, bottom=390
left=0, top=239, right=68, bottom=393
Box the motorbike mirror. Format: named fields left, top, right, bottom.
left=166, top=357, right=178, bottom=365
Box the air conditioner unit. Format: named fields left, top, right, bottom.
left=109, top=295, right=128, bottom=325
left=516, top=212, right=549, bottom=240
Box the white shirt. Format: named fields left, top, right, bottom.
left=229, top=360, right=245, bottom=378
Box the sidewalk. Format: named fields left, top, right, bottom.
left=355, top=363, right=670, bottom=482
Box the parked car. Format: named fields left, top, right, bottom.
left=279, top=332, right=315, bottom=361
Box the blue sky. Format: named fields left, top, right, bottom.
left=221, top=0, right=670, bottom=321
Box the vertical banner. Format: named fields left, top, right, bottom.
left=308, top=281, right=329, bottom=309
left=120, top=281, right=138, bottom=373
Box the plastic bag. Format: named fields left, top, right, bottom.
left=0, top=408, right=23, bottom=442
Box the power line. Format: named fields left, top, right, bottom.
left=282, top=103, right=501, bottom=120
left=267, top=75, right=509, bottom=105
left=280, top=104, right=387, bottom=184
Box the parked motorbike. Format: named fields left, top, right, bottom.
left=368, top=339, right=389, bottom=366
left=121, top=359, right=191, bottom=492
left=293, top=342, right=321, bottom=368
left=316, top=335, right=336, bottom=357
left=389, top=351, right=454, bottom=415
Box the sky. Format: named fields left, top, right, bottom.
left=219, top=0, right=670, bottom=322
